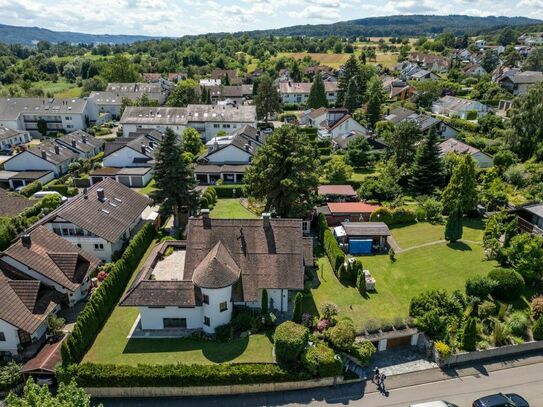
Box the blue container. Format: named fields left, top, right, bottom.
left=349, top=239, right=373, bottom=255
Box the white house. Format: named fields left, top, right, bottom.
left=0, top=272, right=60, bottom=356
left=55, top=130, right=104, bottom=159
left=120, top=105, right=257, bottom=142
left=120, top=213, right=313, bottom=334
left=3, top=141, right=79, bottom=177
left=0, top=98, right=99, bottom=138
left=497, top=70, right=543, bottom=96
left=0, top=226, right=101, bottom=308
left=195, top=125, right=261, bottom=185
left=37, top=178, right=152, bottom=261
left=278, top=81, right=339, bottom=104
left=431, top=96, right=489, bottom=119
left=301, top=108, right=366, bottom=139
left=90, top=82, right=167, bottom=117
left=439, top=138, right=494, bottom=168
left=0, top=127, right=31, bottom=151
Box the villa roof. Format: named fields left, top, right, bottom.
left=192, top=241, right=241, bottom=289
left=0, top=189, right=33, bottom=217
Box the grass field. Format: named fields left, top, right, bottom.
left=277, top=50, right=399, bottom=69
left=210, top=199, right=258, bottom=219
left=350, top=167, right=379, bottom=182
left=32, top=80, right=81, bottom=98
left=136, top=179, right=156, bottom=197
left=304, top=221, right=502, bottom=331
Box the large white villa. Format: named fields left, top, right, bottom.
left=121, top=212, right=313, bottom=334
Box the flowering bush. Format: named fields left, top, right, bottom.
left=97, top=271, right=108, bottom=282
left=301, top=313, right=312, bottom=328
left=435, top=341, right=452, bottom=359
left=317, top=319, right=330, bottom=332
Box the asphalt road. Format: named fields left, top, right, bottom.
left=95, top=362, right=543, bottom=407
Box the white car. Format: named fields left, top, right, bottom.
left=410, top=402, right=458, bottom=407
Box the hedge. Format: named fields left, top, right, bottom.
left=348, top=341, right=376, bottom=366
left=369, top=207, right=416, bottom=226
left=57, top=362, right=310, bottom=387
left=61, top=223, right=156, bottom=364
left=45, top=182, right=69, bottom=196
left=302, top=343, right=342, bottom=378
left=488, top=269, right=525, bottom=302
left=318, top=213, right=345, bottom=274
left=214, top=184, right=246, bottom=198
left=20, top=181, right=42, bottom=197
left=274, top=321, right=309, bottom=368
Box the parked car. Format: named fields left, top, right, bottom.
left=411, top=402, right=458, bottom=407
left=32, top=190, right=68, bottom=202
left=473, top=393, right=529, bottom=407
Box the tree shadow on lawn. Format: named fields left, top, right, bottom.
left=122, top=336, right=250, bottom=363
left=446, top=241, right=472, bottom=251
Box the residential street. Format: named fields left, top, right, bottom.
left=95, top=361, right=543, bottom=407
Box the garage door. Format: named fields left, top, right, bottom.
left=117, top=176, right=131, bottom=187
left=387, top=335, right=412, bottom=349
left=131, top=176, right=144, bottom=188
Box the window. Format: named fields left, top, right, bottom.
left=203, top=294, right=209, bottom=304
left=94, top=243, right=104, bottom=251
left=204, top=316, right=210, bottom=326
left=0, top=332, right=5, bottom=341
left=219, top=302, right=228, bottom=312
left=213, top=124, right=220, bottom=129
left=65, top=116, right=72, bottom=120
left=163, top=318, right=187, bottom=328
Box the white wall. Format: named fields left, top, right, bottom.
left=206, top=145, right=252, bottom=164
left=330, top=119, right=366, bottom=138
left=122, top=123, right=186, bottom=137
left=239, top=288, right=289, bottom=313
left=0, top=319, right=20, bottom=355
left=201, top=286, right=233, bottom=334
left=139, top=306, right=203, bottom=330
left=0, top=131, right=31, bottom=149
left=4, top=151, right=59, bottom=175
left=103, top=146, right=149, bottom=168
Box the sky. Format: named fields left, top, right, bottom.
left=0, top=0, right=540, bottom=37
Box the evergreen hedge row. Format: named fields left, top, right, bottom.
left=317, top=213, right=345, bottom=275
left=57, top=362, right=309, bottom=387
left=61, top=223, right=156, bottom=364
left=213, top=184, right=246, bottom=198
left=20, top=181, right=42, bottom=197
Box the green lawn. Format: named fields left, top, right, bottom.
left=32, top=80, right=81, bottom=98
left=391, top=218, right=485, bottom=250
left=136, top=179, right=156, bottom=197
left=84, top=239, right=273, bottom=365
left=304, top=221, right=502, bottom=331
left=350, top=167, right=379, bottom=182
left=210, top=199, right=258, bottom=219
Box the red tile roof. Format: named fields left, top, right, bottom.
left=327, top=202, right=380, bottom=214
left=22, top=337, right=64, bottom=375
left=318, top=185, right=357, bottom=196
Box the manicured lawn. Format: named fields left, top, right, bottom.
left=210, top=199, right=258, bottom=219
left=83, top=307, right=274, bottom=365
left=391, top=218, right=485, bottom=250
left=84, top=239, right=274, bottom=365
left=136, top=179, right=156, bottom=197
left=305, top=223, right=502, bottom=331
left=350, top=167, right=379, bottom=182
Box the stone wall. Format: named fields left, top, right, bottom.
left=85, top=377, right=356, bottom=398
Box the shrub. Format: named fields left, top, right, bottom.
left=349, top=341, right=376, bottom=366
left=531, top=296, right=543, bottom=320
left=356, top=268, right=366, bottom=296
left=488, top=269, right=525, bottom=302
left=435, top=341, right=452, bottom=359
left=317, top=319, right=330, bottom=332
left=507, top=311, right=530, bottom=338
left=320, top=302, right=339, bottom=320
left=465, top=275, right=496, bottom=300
left=293, top=292, right=303, bottom=323
left=232, top=310, right=255, bottom=332
left=0, top=362, right=22, bottom=392
left=274, top=321, right=309, bottom=368
left=322, top=226, right=345, bottom=273
left=20, top=181, right=42, bottom=197
left=328, top=320, right=356, bottom=351
left=478, top=301, right=497, bottom=320
left=214, top=324, right=232, bottom=342
left=369, top=207, right=393, bottom=224
left=461, top=317, right=478, bottom=351
left=419, top=197, right=443, bottom=223
left=533, top=317, right=543, bottom=340
left=58, top=362, right=309, bottom=387
left=392, top=208, right=416, bottom=225
left=214, top=184, right=246, bottom=198
left=261, top=289, right=268, bottom=314
left=302, top=343, right=342, bottom=377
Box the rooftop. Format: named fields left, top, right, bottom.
left=341, top=222, right=391, bottom=237
left=318, top=184, right=357, bottom=196
left=0, top=189, right=33, bottom=217
left=439, top=138, right=481, bottom=156
left=327, top=202, right=381, bottom=214
left=278, top=82, right=338, bottom=94
left=0, top=98, right=89, bottom=121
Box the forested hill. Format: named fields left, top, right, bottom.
left=1, top=15, right=541, bottom=46
left=0, top=24, right=159, bottom=45
left=245, top=15, right=542, bottom=38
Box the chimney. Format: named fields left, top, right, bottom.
left=141, top=143, right=146, bottom=154
left=41, top=149, right=47, bottom=160
left=83, top=187, right=88, bottom=199
left=149, top=141, right=154, bottom=149
left=97, top=188, right=105, bottom=202
left=201, top=208, right=211, bottom=229
left=54, top=145, right=60, bottom=155
left=255, top=133, right=260, bottom=142
left=82, top=135, right=87, bottom=144
left=262, top=212, right=271, bottom=228
left=71, top=138, right=76, bottom=148
left=21, top=233, right=31, bottom=247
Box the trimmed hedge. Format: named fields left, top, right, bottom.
left=214, top=184, right=246, bottom=198
left=57, top=362, right=310, bottom=387
left=274, top=321, right=309, bottom=368
left=61, top=223, right=156, bottom=364
left=328, top=320, right=356, bottom=351
left=369, top=207, right=416, bottom=226
left=317, top=213, right=345, bottom=275
left=348, top=340, right=376, bottom=366
left=45, top=182, right=69, bottom=196
left=488, top=269, right=525, bottom=302
left=20, top=181, right=42, bottom=197
left=302, top=343, right=342, bottom=378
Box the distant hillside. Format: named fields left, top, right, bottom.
left=0, top=24, right=159, bottom=45
left=245, top=15, right=543, bottom=38
left=1, top=15, right=541, bottom=46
